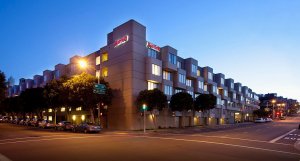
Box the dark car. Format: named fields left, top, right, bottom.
left=55, top=121, right=74, bottom=131
left=31, top=119, right=44, bottom=127
left=279, top=116, right=286, bottom=120
left=72, top=122, right=101, bottom=133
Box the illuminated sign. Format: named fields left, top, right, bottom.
left=146, top=42, right=160, bottom=52
left=114, top=35, right=129, bottom=48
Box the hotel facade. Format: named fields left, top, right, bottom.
left=7, top=20, right=260, bottom=130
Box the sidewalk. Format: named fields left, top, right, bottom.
left=102, top=122, right=255, bottom=135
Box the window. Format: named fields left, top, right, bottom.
left=231, top=83, right=234, bottom=89
left=208, top=72, right=213, bottom=80
left=152, top=64, right=161, bottom=76
left=48, top=109, right=53, bottom=113
left=48, top=116, right=53, bottom=121
left=233, top=93, right=236, bottom=99
left=198, top=81, right=204, bottom=89
left=197, top=70, right=201, bottom=77
left=168, top=53, right=176, bottom=65
left=217, top=98, right=222, bottom=105
left=76, top=107, right=82, bottom=111
left=61, top=107, right=65, bottom=112
left=239, top=86, right=241, bottom=92
left=164, top=85, right=173, bottom=96
left=221, top=78, right=224, bottom=85
left=240, top=96, right=244, bottom=101
left=44, top=76, right=47, bottom=82
left=102, top=67, right=108, bottom=77
left=178, top=74, right=186, bottom=84
left=212, top=86, right=217, bottom=93
left=163, top=71, right=171, bottom=80
left=192, top=64, right=197, bottom=73
left=187, top=91, right=194, bottom=98
left=186, top=79, right=192, bottom=87
left=55, top=70, right=60, bottom=79
left=148, top=49, right=159, bottom=59
left=204, top=84, right=208, bottom=91
left=96, top=70, right=100, bottom=78
left=148, top=81, right=158, bottom=90
left=195, top=93, right=200, bottom=98
left=177, top=61, right=182, bottom=69
left=96, top=56, right=101, bottom=65
left=175, top=88, right=183, bottom=94
left=224, top=89, right=228, bottom=97
left=102, top=53, right=108, bottom=62
left=221, top=100, right=225, bottom=106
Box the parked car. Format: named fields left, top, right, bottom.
left=39, top=120, right=55, bottom=129
left=55, top=121, right=74, bottom=131
left=18, top=119, right=25, bottom=125
left=254, top=118, right=266, bottom=123
left=31, top=119, right=43, bottom=127
left=24, top=118, right=32, bottom=126
left=12, top=118, right=22, bottom=124
left=72, top=122, right=101, bottom=133
left=264, top=118, right=273, bottom=122
left=279, top=116, right=286, bottom=120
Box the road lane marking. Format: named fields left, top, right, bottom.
left=0, top=153, right=12, bottom=161
left=269, top=129, right=297, bottom=143
left=136, top=135, right=300, bottom=157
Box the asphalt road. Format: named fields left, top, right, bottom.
left=0, top=116, right=300, bottom=161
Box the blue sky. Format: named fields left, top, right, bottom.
left=0, top=0, right=299, bottom=100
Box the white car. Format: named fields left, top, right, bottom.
left=254, top=118, right=266, bottom=123
left=264, top=118, right=273, bottom=122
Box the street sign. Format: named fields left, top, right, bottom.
left=94, top=84, right=106, bottom=94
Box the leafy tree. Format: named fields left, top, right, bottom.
left=170, top=92, right=193, bottom=127
left=43, top=77, right=69, bottom=124
left=63, top=72, right=113, bottom=124
left=194, top=94, right=217, bottom=112
left=0, top=70, right=6, bottom=103
left=253, top=109, right=270, bottom=118
left=136, top=88, right=167, bottom=128
left=20, top=87, right=47, bottom=118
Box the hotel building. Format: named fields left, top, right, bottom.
left=7, top=19, right=261, bottom=130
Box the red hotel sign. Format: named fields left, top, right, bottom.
left=114, top=35, right=129, bottom=48
left=146, top=42, right=160, bottom=52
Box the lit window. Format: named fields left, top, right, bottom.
left=177, top=61, right=182, bottom=69
left=231, top=83, right=234, bottom=89
left=186, top=79, right=192, bottom=87
left=233, top=93, right=236, bottom=99
left=151, top=64, right=161, bottom=76
left=148, top=49, right=159, bottom=59
left=239, top=86, right=241, bottom=92
left=168, top=53, right=176, bottom=65
left=212, top=86, right=217, bottom=93
left=163, top=71, right=171, bottom=80
left=197, top=70, right=201, bottom=77
left=204, top=85, right=208, bottom=91
left=76, top=107, right=82, bottom=111
left=96, top=56, right=101, bottom=65
left=48, top=109, right=52, bottom=113
left=192, top=64, right=197, bottom=73
left=61, top=107, right=65, bottom=112
left=96, top=70, right=100, bottom=78
left=102, top=67, right=108, bottom=77
left=148, top=81, right=158, bottom=90
left=187, top=91, right=194, bottom=98
left=224, top=90, right=228, bottom=97
left=48, top=116, right=53, bottom=121
left=198, top=81, right=204, bottom=89
left=164, top=85, right=173, bottom=96
left=175, top=88, right=184, bottom=94
left=102, top=53, right=108, bottom=62
left=208, top=72, right=213, bottom=80
left=221, top=78, right=224, bottom=85
left=179, top=74, right=186, bottom=84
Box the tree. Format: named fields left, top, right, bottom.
left=0, top=70, right=6, bottom=103
left=194, top=94, right=217, bottom=112
left=169, top=92, right=193, bottom=127
left=20, top=88, right=47, bottom=118
left=43, top=77, right=69, bottom=124
left=194, top=94, right=217, bottom=125
left=63, top=72, right=113, bottom=124
left=136, top=89, right=167, bottom=128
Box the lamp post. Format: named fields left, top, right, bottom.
left=142, top=104, right=147, bottom=133
left=271, top=99, right=276, bottom=119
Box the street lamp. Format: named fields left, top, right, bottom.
left=78, top=59, right=88, bottom=69
left=271, top=99, right=276, bottom=119
left=142, top=104, right=147, bottom=133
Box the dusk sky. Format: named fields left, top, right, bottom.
left=0, top=0, right=299, bottom=101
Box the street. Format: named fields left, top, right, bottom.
left=0, top=117, right=300, bottom=161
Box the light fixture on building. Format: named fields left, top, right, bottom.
left=81, top=115, right=85, bottom=121
left=72, top=115, right=76, bottom=121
